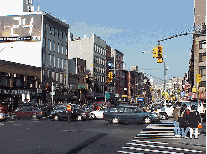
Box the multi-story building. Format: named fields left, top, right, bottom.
left=68, top=33, right=107, bottom=100
left=68, top=58, right=86, bottom=103
left=188, top=0, right=206, bottom=102
left=0, top=1, right=70, bottom=103
left=111, top=49, right=124, bottom=98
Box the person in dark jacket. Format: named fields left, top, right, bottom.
left=188, top=105, right=201, bottom=139
left=179, top=104, right=190, bottom=139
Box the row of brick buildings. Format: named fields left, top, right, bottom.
left=0, top=0, right=151, bottom=105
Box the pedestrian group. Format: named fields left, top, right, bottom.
left=173, top=103, right=202, bottom=139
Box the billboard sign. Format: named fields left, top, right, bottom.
left=0, top=14, right=42, bottom=42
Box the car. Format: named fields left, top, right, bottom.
left=0, top=113, right=6, bottom=121
left=14, top=107, right=44, bottom=119
left=51, top=108, right=92, bottom=121
left=103, top=106, right=160, bottom=124
left=90, top=107, right=108, bottom=119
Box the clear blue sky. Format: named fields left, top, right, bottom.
left=34, top=0, right=194, bottom=84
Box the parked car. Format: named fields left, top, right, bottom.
left=104, top=106, right=160, bottom=124
left=14, top=107, right=44, bottom=119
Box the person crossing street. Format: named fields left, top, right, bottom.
left=179, top=104, right=190, bottom=139
left=188, top=105, right=201, bottom=139
left=173, top=104, right=181, bottom=137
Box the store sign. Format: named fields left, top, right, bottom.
left=0, top=14, right=42, bottom=41
left=0, top=36, right=31, bottom=41
left=0, top=89, right=36, bottom=95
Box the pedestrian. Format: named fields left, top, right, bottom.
left=179, top=104, right=190, bottom=139
left=173, top=104, right=181, bottom=137
left=46, top=102, right=53, bottom=118
left=67, top=103, right=72, bottom=122
left=188, top=105, right=201, bottom=139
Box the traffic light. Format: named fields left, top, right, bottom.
left=157, top=57, right=163, bottom=63
left=152, top=46, right=158, bottom=58
left=107, top=72, right=113, bottom=82
left=108, top=72, right=111, bottom=78
left=196, top=74, right=202, bottom=83
left=157, top=45, right=163, bottom=58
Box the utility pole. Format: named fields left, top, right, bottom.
left=163, top=60, right=167, bottom=106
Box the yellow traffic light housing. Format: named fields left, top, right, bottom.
left=152, top=46, right=158, bottom=58
left=157, top=45, right=163, bottom=58
left=157, top=58, right=163, bottom=63
left=107, top=72, right=113, bottom=82
left=196, top=74, right=202, bottom=83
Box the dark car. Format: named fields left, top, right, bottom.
left=14, top=107, right=44, bottom=119
left=51, top=108, right=91, bottom=121
left=104, top=106, right=160, bottom=124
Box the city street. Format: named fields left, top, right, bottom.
left=0, top=118, right=146, bottom=154
left=0, top=118, right=206, bottom=154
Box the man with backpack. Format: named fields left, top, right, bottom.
left=188, top=105, right=201, bottom=139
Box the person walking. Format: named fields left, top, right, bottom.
left=188, top=105, right=201, bottom=139
left=173, top=104, right=181, bottom=137
left=179, top=104, right=190, bottom=139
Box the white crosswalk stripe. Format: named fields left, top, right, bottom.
left=117, top=120, right=204, bottom=154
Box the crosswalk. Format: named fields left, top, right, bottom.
left=135, top=120, right=179, bottom=139
left=117, top=120, right=204, bottom=154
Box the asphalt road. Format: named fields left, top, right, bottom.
left=0, top=118, right=146, bottom=154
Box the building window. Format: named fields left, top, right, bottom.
left=52, top=72, right=55, bottom=79
left=43, top=23, right=46, bottom=32
left=57, top=57, right=59, bottom=68
left=43, top=38, right=46, bottom=47
left=47, top=39, right=50, bottom=49
left=62, top=59, right=64, bottom=69
left=57, top=43, right=59, bottom=52
left=42, top=53, right=46, bottom=64
left=56, top=29, right=59, bottom=37
left=63, top=59, right=66, bottom=69
left=199, top=66, right=206, bottom=76
left=56, top=73, right=59, bottom=82
left=47, top=54, right=50, bottom=66
left=199, top=53, right=206, bottom=62
left=53, top=56, right=56, bottom=67
left=199, top=40, right=206, bottom=49
left=60, top=31, right=62, bottom=38
left=60, top=73, right=63, bottom=83
left=52, top=41, right=55, bottom=51
left=62, top=46, right=64, bottom=54
left=49, top=26, right=52, bottom=34
left=55, top=57, right=58, bottom=68
left=49, top=40, right=52, bottom=50
left=59, top=58, right=62, bottom=69
left=53, top=27, right=55, bottom=36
